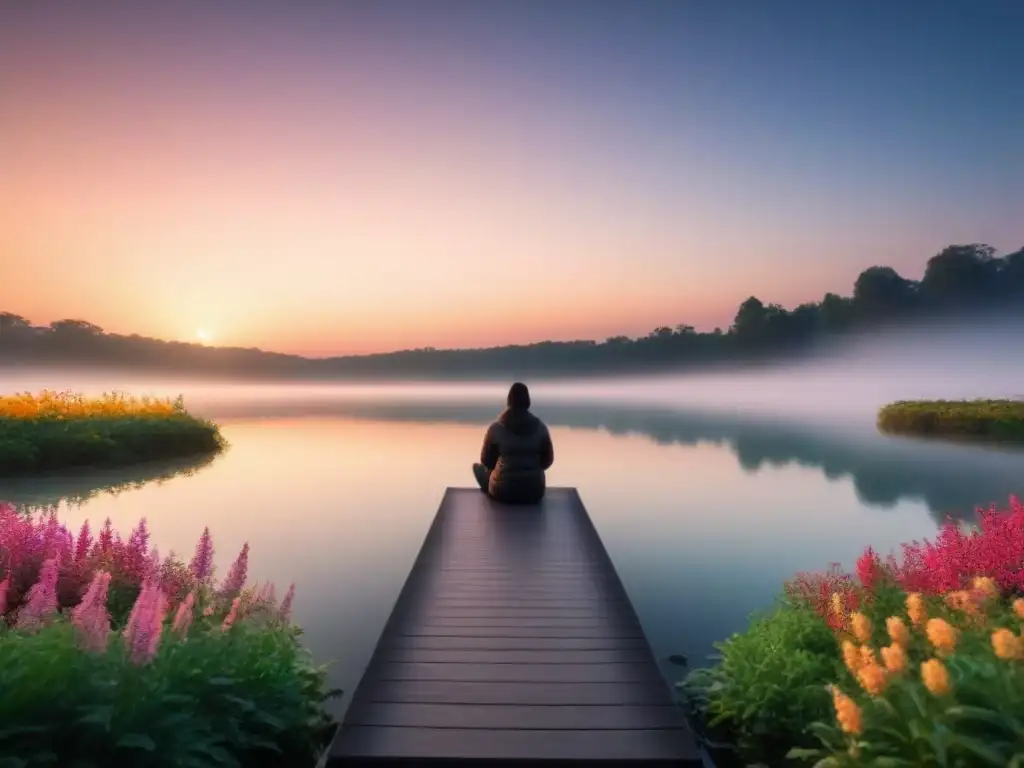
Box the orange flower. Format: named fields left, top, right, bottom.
left=841, top=640, right=862, bottom=673
left=880, top=643, right=908, bottom=674
left=830, top=686, right=863, bottom=735
left=991, top=628, right=1023, bottom=660
left=972, top=576, right=999, bottom=600
left=859, top=645, right=876, bottom=668
left=945, top=589, right=976, bottom=614
left=925, top=617, right=958, bottom=655
left=1013, top=598, right=1024, bottom=619
left=921, top=658, right=951, bottom=696
left=886, top=616, right=910, bottom=647
left=850, top=612, right=872, bottom=644
left=906, top=592, right=926, bottom=626
left=856, top=661, right=889, bottom=696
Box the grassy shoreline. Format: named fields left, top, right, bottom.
left=877, top=399, right=1024, bottom=443
left=0, top=391, right=224, bottom=476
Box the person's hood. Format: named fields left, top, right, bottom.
left=498, top=407, right=541, bottom=436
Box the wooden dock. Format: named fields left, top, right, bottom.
left=329, top=487, right=701, bottom=764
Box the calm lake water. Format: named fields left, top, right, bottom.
left=2, top=367, right=1023, bottom=718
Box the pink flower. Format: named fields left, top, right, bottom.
left=74, top=520, right=92, bottom=562
left=856, top=546, right=883, bottom=590
left=219, top=542, right=249, bottom=596
left=0, top=574, right=10, bottom=619
left=171, top=592, right=195, bottom=637
left=189, top=527, right=214, bottom=582
left=259, top=582, right=277, bottom=606
left=96, top=518, right=114, bottom=555
left=123, top=581, right=167, bottom=664
left=17, top=556, right=59, bottom=628
left=71, top=571, right=112, bottom=652
left=279, top=583, right=295, bottom=623
left=221, top=596, right=240, bottom=631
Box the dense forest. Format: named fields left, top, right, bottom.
left=1, top=243, right=1021, bottom=380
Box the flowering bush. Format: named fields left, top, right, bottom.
left=0, top=503, right=337, bottom=766
left=0, top=390, right=184, bottom=419
left=0, top=390, right=223, bottom=474
left=681, top=495, right=1024, bottom=766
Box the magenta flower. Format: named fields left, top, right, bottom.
left=71, top=571, right=112, bottom=652
left=279, top=583, right=295, bottom=623
left=123, top=581, right=168, bottom=664
left=189, top=527, right=214, bottom=582
left=171, top=592, right=195, bottom=637
left=96, top=518, right=114, bottom=555
left=0, top=574, right=10, bottom=619
left=17, top=556, right=59, bottom=628
left=219, top=542, right=249, bottom=596
left=74, top=520, right=92, bottom=562
left=259, top=582, right=277, bottom=606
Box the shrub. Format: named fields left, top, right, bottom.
left=680, top=599, right=841, bottom=765
left=0, top=503, right=337, bottom=766
left=0, top=390, right=224, bottom=475
left=877, top=398, right=1024, bottom=442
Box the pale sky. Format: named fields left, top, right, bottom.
left=1, top=1, right=1021, bottom=356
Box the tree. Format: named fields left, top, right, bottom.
left=853, top=266, right=917, bottom=318
left=919, top=244, right=999, bottom=305
left=732, top=296, right=767, bottom=340
left=0, top=312, right=29, bottom=340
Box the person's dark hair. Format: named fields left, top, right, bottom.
left=507, top=382, right=530, bottom=410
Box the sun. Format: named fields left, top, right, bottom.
left=196, top=329, right=213, bottom=345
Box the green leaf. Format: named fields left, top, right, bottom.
left=75, top=707, right=113, bottom=732
left=116, top=734, right=157, bottom=751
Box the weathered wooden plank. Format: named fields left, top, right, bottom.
left=330, top=487, right=700, bottom=764
left=353, top=679, right=674, bottom=706
left=371, top=661, right=665, bottom=684
left=386, top=635, right=652, bottom=652
left=345, top=702, right=686, bottom=730
left=334, top=726, right=696, bottom=761
left=377, top=647, right=655, bottom=665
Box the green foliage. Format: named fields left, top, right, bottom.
left=877, top=399, right=1024, bottom=443
left=0, top=415, right=224, bottom=476
left=680, top=599, right=842, bottom=765
left=0, top=619, right=338, bottom=768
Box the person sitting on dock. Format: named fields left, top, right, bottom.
left=472, top=382, right=554, bottom=505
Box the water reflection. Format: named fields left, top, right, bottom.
left=195, top=398, right=1024, bottom=522
left=0, top=452, right=221, bottom=512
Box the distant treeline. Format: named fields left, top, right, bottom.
left=2, top=243, right=1022, bottom=379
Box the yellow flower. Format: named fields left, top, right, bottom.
left=830, top=592, right=845, bottom=618
left=830, top=686, right=863, bottom=735
left=991, top=628, right=1023, bottom=660
left=841, top=640, right=862, bottom=673
left=880, top=643, right=908, bottom=674
left=1013, top=598, right=1024, bottom=619
left=856, top=661, right=889, bottom=696
left=906, top=592, right=926, bottom=626
left=972, top=576, right=998, bottom=600
left=925, top=617, right=958, bottom=655
left=850, top=612, right=872, bottom=643
left=921, top=658, right=951, bottom=696
left=886, top=616, right=910, bottom=647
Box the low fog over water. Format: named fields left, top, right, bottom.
left=4, top=322, right=1023, bottom=424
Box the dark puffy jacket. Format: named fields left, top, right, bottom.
left=480, top=407, right=554, bottom=504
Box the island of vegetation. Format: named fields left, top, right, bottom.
left=878, top=399, right=1024, bottom=443
left=0, top=243, right=1022, bottom=379
left=0, top=391, right=224, bottom=476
